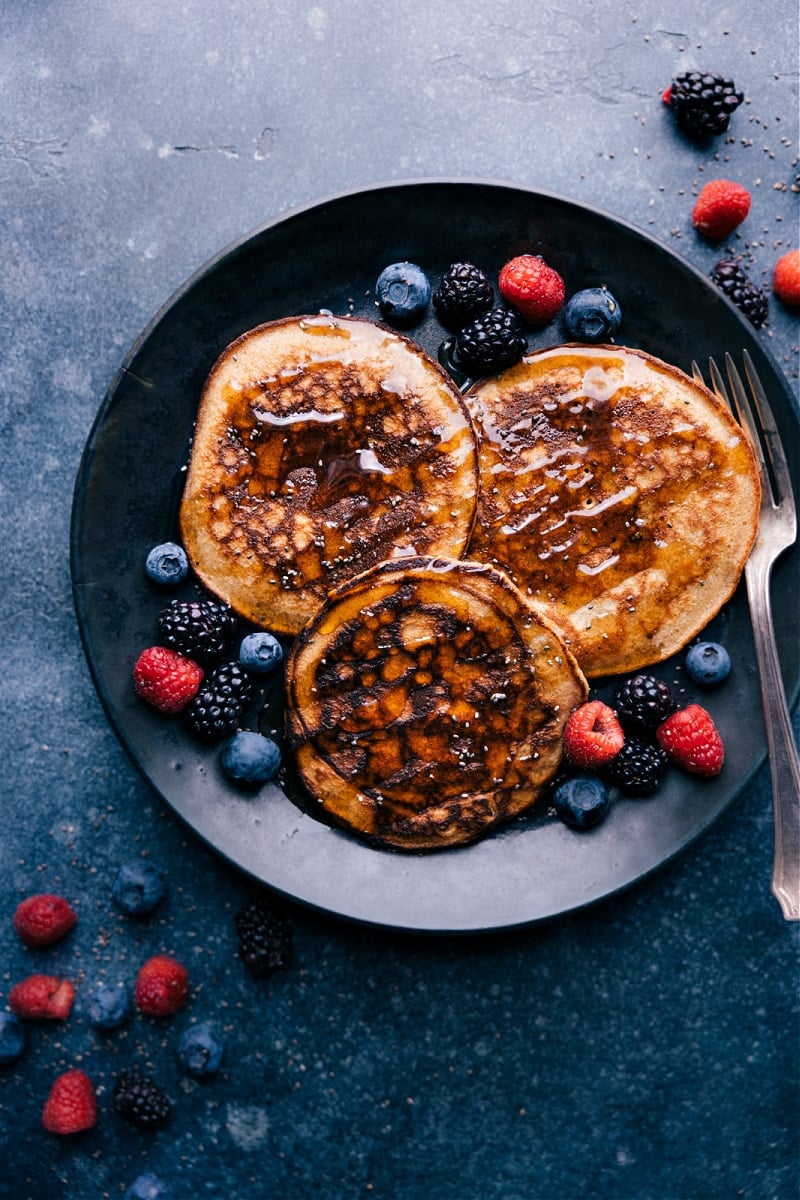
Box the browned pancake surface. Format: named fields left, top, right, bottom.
left=464, top=345, right=760, bottom=677
left=180, top=316, right=479, bottom=635
left=285, top=557, right=588, bottom=851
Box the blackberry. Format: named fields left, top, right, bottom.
left=614, top=674, right=676, bottom=735
left=710, top=259, right=769, bottom=328
left=158, top=598, right=236, bottom=663
left=604, top=739, right=669, bottom=797
left=235, top=897, right=293, bottom=978
left=667, top=71, right=744, bottom=139
left=454, top=306, right=526, bottom=375
left=433, top=262, right=494, bottom=330
left=113, top=1068, right=171, bottom=1129
left=183, top=660, right=253, bottom=742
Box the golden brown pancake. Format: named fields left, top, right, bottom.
left=285, top=556, right=588, bottom=851
left=179, top=315, right=479, bottom=636
left=464, top=344, right=760, bottom=678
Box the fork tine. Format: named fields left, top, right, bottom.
left=740, top=350, right=794, bottom=506
left=706, top=356, right=731, bottom=405
left=723, top=353, right=776, bottom=507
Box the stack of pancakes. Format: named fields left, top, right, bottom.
left=180, top=315, right=759, bottom=850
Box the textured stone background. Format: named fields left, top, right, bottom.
left=0, top=2, right=798, bottom=1198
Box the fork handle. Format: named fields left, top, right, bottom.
left=746, top=562, right=800, bottom=920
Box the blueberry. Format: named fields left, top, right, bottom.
left=239, top=631, right=284, bottom=675
left=86, top=981, right=131, bottom=1030
left=563, top=287, right=622, bottom=342
left=176, top=1022, right=224, bottom=1078
left=145, top=542, right=189, bottom=587
left=553, top=774, right=610, bottom=830
left=375, top=262, right=431, bottom=324
left=220, top=731, right=281, bottom=789
left=685, top=641, right=732, bottom=686
left=0, top=1012, right=26, bottom=1065
left=124, top=1174, right=174, bottom=1200
left=111, top=861, right=166, bottom=916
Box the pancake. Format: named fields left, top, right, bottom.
left=285, top=556, right=588, bottom=851
left=464, top=344, right=760, bottom=678
left=179, top=315, right=479, bottom=636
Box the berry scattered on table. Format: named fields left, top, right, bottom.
left=134, top=955, right=189, bottom=1017
left=563, top=286, right=622, bottom=342
left=604, top=738, right=670, bottom=797
left=614, top=674, right=677, bottom=735
left=498, top=254, right=566, bottom=325
left=684, top=641, right=732, bottom=687
left=221, top=730, right=282, bottom=789
left=691, top=179, right=751, bottom=241
left=772, top=249, right=800, bottom=308
left=112, top=860, right=166, bottom=916
left=235, top=897, right=293, bottom=978
left=9, top=974, right=75, bottom=1020
left=710, top=259, right=769, bottom=328
left=124, top=1172, right=175, bottom=1200
left=375, top=261, right=431, bottom=324
left=563, top=700, right=625, bottom=770
left=184, top=660, right=253, bottom=741
left=86, top=981, right=131, bottom=1031
left=132, top=646, right=204, bottom=714
left=0, top=1012, right=27, bottom=1065
left=663, top=71, right=744, bottom=139
left=433, top=262, right=494, bottom=330
left=239, top=631, right=284, bottom=675
left=656, top=704, right=725, bottom=777
left=176, top=1022, right=224, bottom=1078
left=454, top=305, right=526, bottom=375
left=553, top=774, right=611, bottom=831
left=13, top=894, right=77, bottom=948
left=145, top=542, right=189, bottom=587
left=42, top=1069, right=97, bottom=1135
left=113, top=1068, right=171, bottom=1129
left=158, top=598, right=237, bottom=664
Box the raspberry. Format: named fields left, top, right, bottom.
left=158, top=598, right=236, bottom=663
left=42, top=1069, right=97, bottom=1135
left=113, top=1069, right=171, bottom=1129
left=13, top=894, right=77, bottom=947
left=498, top=254, right=566, bottom=325
left=656, top=703, right=724, bottom=777
left=614, top=674, right=677, bottom=735
left=433, top=262, right=494, bottom=330
left=183, top=660, right=253, bottom=741
left=664, top=71, right=744, bottom=139
left=773, top=249, right=800, bottom=308
left=8, top=974, right=75, bottom=1020
left=454, top=306, right=526, bottom=375
left=235, top=897, right=293, bottom=978
left=604, top=739, right=669, bottom=796
left=692, top=180, right=751, bottom=241
left=134, top=954, right=189, bottom=1017
left=132, top=646, right=203, bottom=714
left=563, top=700, right=625, bottom=770
left=710, top=259, right=769, bottom=328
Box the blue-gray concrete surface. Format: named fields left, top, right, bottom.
left=1, top=3, right=798, bottom=1198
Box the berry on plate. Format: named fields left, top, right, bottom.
left=124, top=1172, right=175, bottom=1200
left=9, top=974, right=75, bottom=1020
left=553, top=774, right=610, bottom=830
left=145, top=542, right=189, bottom=587
left=614, top=674, right=676, bottom=735
left=239, top=630, right=284, bottom=675
left=158, top=597, right=236, bottom=663
left=42, top=1069, right=97, bottom=1135
left=112, top=860, right=166, bottom=916
left=657, top=704, right=725, bottom=777
left=375, top=261, right=431, bottom=324
left=0, top=1012, right=27, bottom=1065
left=498, top=254, right=565, bottom=325
left=184, top=660, right=253, bottom=742
left=454, top=305, right=526, bottom=375
left=691, top=180, right=751, bottom=241
left=134, top=955, right=189, bottom=1017
left=563, top=700, right=625, bottom=770
left=563, top=287, right=622, bottom=342
left=13, top=894, right=77, bottom=948
left=176, top=1022, right=224, bottom=1078
left=113, top=1068, right=171, bottom=1129
left=684, top=641, right=732, bottom=687
left=86, top=981, right=131, bottom=1031
left=221, top=731, right=282, bottom=789
left=132, top=646, right=203, bottom=714
left=604, top=738, right=669, bottom=796
left=433, top=262, right=494, bottom=330
left=235, top=897, right=293, bottom=978
left=710, top=259, right=769, bottom=328
left=773, top=249, right=800, bottom=308
left=663, top=71, right=744, bottom=139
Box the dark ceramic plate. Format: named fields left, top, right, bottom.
left=71, top=179, right=800, bottom=933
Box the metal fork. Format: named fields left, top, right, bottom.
left=692, top=351, right=800, bottom=920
